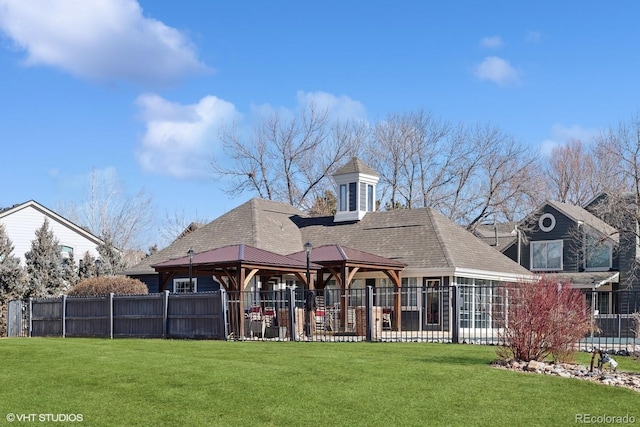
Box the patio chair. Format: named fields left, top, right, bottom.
left=248, top=305, right=265, bottom=338
left=382, top=308, right=392, bottom=330
left=315, top=296, right=326, bottom=332
left=263, top=307, right=276, bottom=328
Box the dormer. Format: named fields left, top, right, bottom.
left=333, top=157, right=379, bottom=222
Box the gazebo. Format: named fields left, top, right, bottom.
left=152, top=244, right=323, bottom=336
left=152, top=243, right=407, bottom=334
left=289, top=244, right=406, bottom=329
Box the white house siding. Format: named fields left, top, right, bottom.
left=0, top=203, right=101, bottom=265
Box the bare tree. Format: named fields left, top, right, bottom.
left=459, top=124, right=542, bottom=231
left=366, top=110, right=457, bottom=211
left=546, top=139, right=594, bottom=205
left=159, top=209, right=207, bottom=245
left=59, top=169, right=154, bottom=254
left=213, top=102, right=363, bottom=211
left=588, top=113, right=640, bottom=290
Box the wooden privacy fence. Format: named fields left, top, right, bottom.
left=28, top=291, right=226, bottom=339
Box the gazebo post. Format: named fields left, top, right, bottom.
left=238, top=267, right=246, bottom=339
left=341, top=265, right=349, bottom=331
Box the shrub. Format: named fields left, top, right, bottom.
left=67, top=276, right=148, bottom=297
left=495, top=278, right=592, bottom=363
left=632, top=312, right=640, bottom=339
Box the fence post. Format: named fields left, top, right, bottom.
left=61, top=295, right=67, bottom=338
left=162, top=290, right=169, bottom=339
left=220, top=288, right=229, bottom=340
left=109, top=293, right=114, bottom=339
left=451, top=285, right=460, bottom=344
left=28, top=298, right=33, bottom=337
left=366, top=285, right=373, bottom=342
left=288, top=288, right=296, bottom=341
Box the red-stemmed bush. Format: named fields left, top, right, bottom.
left=67, top=276, right=148, bottom=297
left=495, top=277, right=592, bottom=363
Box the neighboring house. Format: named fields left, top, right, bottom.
left=473, top=221, right=518, bottom=250
left=0, top=200, right=103, bottom=265
left=499, top=199, right=640, bottom=314
left=126, top=158, right=532, bottom=331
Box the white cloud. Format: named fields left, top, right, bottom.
left=0, top=0, right=208, bottom=86
left=249, top=91, right=368, bottom=126
left=135, top=94, right=239, bottom=179
left=539, top=124, right=597, bottom=157
left=295, top=90, right=367, bottom=121
left=480, top=36, right=503, bottom=49
left=474, top=56, right=520, bottom=86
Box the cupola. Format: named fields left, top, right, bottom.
left=333, top=157, right=379, bottom=222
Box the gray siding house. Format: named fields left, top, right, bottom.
left=500, top=199, right=639, bottom=314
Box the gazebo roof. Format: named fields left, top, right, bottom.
left=288, top=244, right=406, bottom=270
left=152, top=244, right=322, bottom=271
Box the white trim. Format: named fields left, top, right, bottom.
left=530, top=239, right=563, bottom=271
left=538, top=213, right=556, bottom=232
left=173, top=278, right=198, bottom=293
left=0, top=200, right=105, bottom=246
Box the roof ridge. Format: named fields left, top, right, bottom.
left=426, top=208, right=454, bottom=267
left=250, top=198, right=259, bottom=248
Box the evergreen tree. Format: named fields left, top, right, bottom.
left=61, top=251, right=79, bottom=289
left=78, top=251, right=97, bottom=280
left=0, top=223, right=27, bottom=336
left=24, top=219, right=65, bottom=297
left=0, top=223, right=26, bottom=298
left=96, top=236, right=125, bottom=276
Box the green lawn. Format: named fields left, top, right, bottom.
left=0, top=339, right=638, bottom=427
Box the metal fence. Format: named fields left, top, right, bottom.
left=7, top=287, right=640, bottom=351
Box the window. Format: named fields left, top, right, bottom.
left=339, top=184, right=347, bottom=212
left=531, top=240, right=563, bottom=271
left=338, top=182, right=357, bottom=212
left=401, top=277, right=418, bottom=308
left=585, top=234, right=612, bottom=270
left=349, top=279, right=365, bottom=306
left=174, top=278, right=197, bottom=293
left=59, top=245, right=74, bottom=266
left=426, top=279, right=440, bottom=324
left=458, top=277, right=494, bottom=329
left=367, top=184, right=374, bottom=212
left=376, top=277, right=394, bottom=307
left=324, top=280, right=339, bottom=308
left=348, top=182, right=357, bottom=211
left=60, top=245, right=74, bottom=259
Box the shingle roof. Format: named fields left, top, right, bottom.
left=333, top=157, right=379, bottom=177
left=288, top=244, right=406, bottom=268
left=295, top=208, right=531, bottom=275
left=546, top=200, right=619, bottom=242
left=125, top=198, right=305, bottom=275
left=128, top=198, right=530, bottom=278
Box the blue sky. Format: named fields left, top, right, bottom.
left=1, top=1, right=639, bottom=247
